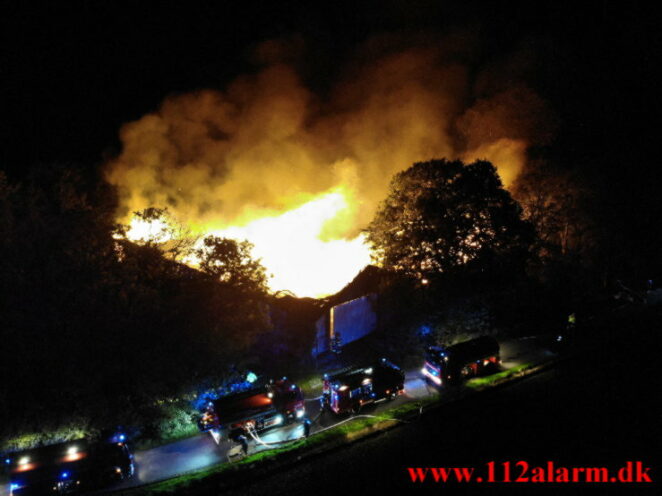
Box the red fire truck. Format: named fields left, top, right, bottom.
left=321, top=358, right=405, bottom=414
left=421, top=336, right=500, bottom=386
left=198, top=379, right=305, bottom=443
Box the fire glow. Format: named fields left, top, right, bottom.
left=110, top=41, right=553, bottom=298
left=125, top=217, right=172, bottom=244
left=125, top=188, right=372, bottom=298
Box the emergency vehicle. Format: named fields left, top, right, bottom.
left=198, top=378, right=305, bottom=443
left=6, top=435, right=133, bottom=495
left=421, top=335, right=500, bottom=386
left=321, top=358, right=405, bottom=414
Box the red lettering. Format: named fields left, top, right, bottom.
left=486, top=461, right=495, bottom=482
left=452, top=467, right=474, bottom=482
left=530, top=467, right=545, bottom=482
left=619, top=461, right=633, bottom=482
left=406, top=467, right=428, bottom=483
left=515, top=461, right=529, bottom=482
left=635, top=461, right=652, bottom=483
left=555, top=467, right=569, bottom=482
left=430, top=468, right=453, bottom=482
left=572, top=467, right=584, bottom=482
left=408, top=461, right=652, bottom=484
left=585, top=467, right=607, bottom=482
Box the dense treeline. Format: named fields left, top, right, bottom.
left=0, top=166, right=270, bottom=449
left=364, top=158, right=659, bottom=355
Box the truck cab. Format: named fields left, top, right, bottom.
left=321, top=358, right=405, bottom=414
left=422, top=336, right=500, bottom=386
left=267, top=378, right=305, bottom=421
left=199, top=379, right=305, bottom=443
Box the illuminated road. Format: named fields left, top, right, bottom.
left=0, top=337, right=555, bottom=495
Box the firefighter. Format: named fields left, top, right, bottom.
left=555, top=312, right=577, bottom=352
left=303, top=418, right=312, bottom=438
left=237, top=434, right=248, bottom=456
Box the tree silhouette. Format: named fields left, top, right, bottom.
left=195, top=236, right=268, bottom=294
left=0, top=167, right=272, bottom=448
left=513, top=163, right=594, bottom=259
left=365, top=159, right=534, bottom=282
left=117, top=207, right=198, bottom=261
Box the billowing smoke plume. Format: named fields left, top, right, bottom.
left=106, top=33, right=554, bottom=240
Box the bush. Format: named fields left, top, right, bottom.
left=2, top=421, right=92, bottom=452
left=135, top=401, right=199, bottom=450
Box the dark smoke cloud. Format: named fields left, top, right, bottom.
left=106, top=32, right=555, bottom=237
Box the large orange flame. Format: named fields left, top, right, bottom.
left=205, top=188, right=371, bottom=297
left=124, top=188, right=371, bottom=297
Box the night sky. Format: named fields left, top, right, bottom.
left=2, top=1, right=659, bottom=186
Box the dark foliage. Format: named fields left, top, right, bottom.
left=0, top=167, right=270, bottom=448
left=363, top=159, right=581, bottom=354
left=365, top=159, right=535, bottom=284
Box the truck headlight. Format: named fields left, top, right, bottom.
left=274, top=415, right=284, bottom=425
left=296, top=409, right=305, bottom=418
left=210, top=429, right=221, bottom=444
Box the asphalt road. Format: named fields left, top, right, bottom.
left=0, top=337, right=556, bottom=495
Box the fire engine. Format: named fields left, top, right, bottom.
left=5, top=435, right=133, bottom=495
left=421, top=335, right=500, bottom=386
left=198, top=378, right=305, bottom=443
left=321, top=358, right=405, bottom=414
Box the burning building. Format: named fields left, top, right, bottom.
left=106, top=35, right=554, bottom=297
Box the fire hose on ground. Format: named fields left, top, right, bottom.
left=236, top=402, right=424, bottom=455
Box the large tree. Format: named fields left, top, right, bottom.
left=195, top=236, right=268, bottom=294
left=365, top=159, right=534, bottom=282
left=513, top=162, right=594, bottom=260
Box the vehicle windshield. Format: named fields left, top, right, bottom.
left=425, top=348, right=446, bottom=363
